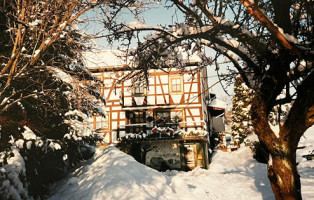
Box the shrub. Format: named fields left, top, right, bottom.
left=251, top=141, right=269, bottom=164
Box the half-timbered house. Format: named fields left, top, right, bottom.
left=84, top=50, right=212, bottom=170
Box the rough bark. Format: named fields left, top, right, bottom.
left=251, top=94, right=302, bottom=200
left=268, top=150, right=301, bottom=200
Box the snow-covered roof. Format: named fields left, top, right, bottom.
left=82, top=50, right=129, bottom=69
left=83, top=48, right=202, bottom=70
left=208, top=99, right=227, bottom=109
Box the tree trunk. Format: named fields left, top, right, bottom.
left=268, top=150, right=302, bottom=200
left=250, top=94, right=303, bottom=200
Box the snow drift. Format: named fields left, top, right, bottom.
left=49, top=127, right=314, bottom=200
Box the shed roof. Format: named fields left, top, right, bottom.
left=208, top=99, right=227, bottom=109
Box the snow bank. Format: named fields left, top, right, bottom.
left=49, top=147, right=188, bottom=200
left=49, top=127, right=314, bottom=200
left=297, top=126, right=314, bottom=200
left=49, top=147, right=272, bottom=200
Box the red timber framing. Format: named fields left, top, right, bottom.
left=87, top=56, right=210, bottom=143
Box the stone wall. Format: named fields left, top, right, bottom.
left=145, top=141, right=181, bottom=171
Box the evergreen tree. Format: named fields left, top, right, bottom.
left=231, top=76, right=253, bottom=140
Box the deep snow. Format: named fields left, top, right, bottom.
left=49, top=126, right=314, bottom=200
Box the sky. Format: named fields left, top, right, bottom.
left=80, top=3, right=233, bottom=104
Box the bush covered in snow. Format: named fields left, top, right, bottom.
left=0, top=148, right=29, bottom=200
left=0, top=70, right=103, bottom=199
left=0, top=111, right=101, bottom=199
left=121, top=126, right=206, bottom=141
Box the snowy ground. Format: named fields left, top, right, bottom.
left=49, top=126, right=314, bottom=200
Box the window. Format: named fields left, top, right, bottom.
left=134, top=111, right=145, bottom=123
left=126, top=126, right=145, bottom=134
left=126, top=111, right=146, bottom=134
left=93, top=114, right=109, bottom=130
left=135, top=85, right=144, bottom=94
left=169, top=76, right=183, bottom=93
left=156, top=111, right=170, bottom=120
left=171, top=110, right=183, bottom=123
left=133, top=82, right=146, bottom=95
left=127, top=111, right=146, bottom=124
left=155, top=110, right=170, bottom=126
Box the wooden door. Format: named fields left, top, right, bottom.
left=184, top=144, right=197, bottom=170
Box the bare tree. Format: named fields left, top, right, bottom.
left=105, top=0, right=313, bottom=199
left=0, top=0, right=106, bottom=113
left=0, top=1, right=111, bottom=198
left=0, top=0, right=111, bottom=141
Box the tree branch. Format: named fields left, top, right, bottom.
left=240, top=0, right=306, bottom=59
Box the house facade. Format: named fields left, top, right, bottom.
left=84, top=50, right=212, bottom=170
left=84, top=51, right=211, bottom=141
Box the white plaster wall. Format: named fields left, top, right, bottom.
left=112, top=121, right=118, bottom=130
left=147, top=96, right=155, bottom=105
left=189, top=93, right=199, bottom=103
left=191, top=83, right=198, bottom=92
left=149, top=77, right=155, bottom=84
left=104, top=79, right=113, bottom=86
left=184, top=94, right=190, bottom=103
left=156, top=86, right=163, bottom=94
left=124, top=97, right=132, bottom=106
left=124, top=88, right=131, bottom=96
left=112, top=112, right=118, bottom=120
left=184, top=83, right=190, bottom=92
left=103, top=73, right=110, bottom=78
left=104, top=89, right=110, bottom=99
left=124, top=79, right=131, bottom=86
left=112, top=106, right=122, bottom=110
left=160, top=75, right=168, bottom=84
left=189, top=108, right=200, bottom=116
left=111, top=131, right=117, bottom=142
left=171, top=94, right=182, bottom=104
left=157, top=95, right=165, bottom=104
left=147, top=86, right=155, bottom=94
left=103, top=133, right=110, bottom=143
left=184, top=74, right=193, bottom=82
left=194, top=117, right=201, bottom=122
left=110, top=88, right=120, bottom=100
left=156, top=77, right=160, bottom=84
left=186, top=117, right=193, bottom=123
left=162, top=85, right=169, bottom=93
left=165, top=95, right=169, bottom=104
left=120, top=112, right=125, bottom=119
